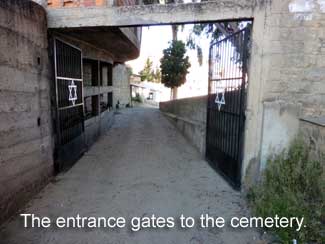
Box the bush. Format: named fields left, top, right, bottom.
left=247, top=138, right=325, bottom=244
left=132, top=93, right=143, bottom=103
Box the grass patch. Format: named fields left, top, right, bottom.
left=247, top=138, right=325, bottom=244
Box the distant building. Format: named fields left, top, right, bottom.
left=130, top=74, right=142, bottom=84
left=131, top=81, right=162, bottom=104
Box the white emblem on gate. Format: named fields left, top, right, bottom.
left=68, top=80, right=77, bottom=106
left=215, top=91, right=226, bottom=111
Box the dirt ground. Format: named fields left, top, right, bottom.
left=0, top=107, right=264, bottom=244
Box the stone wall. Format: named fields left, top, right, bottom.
left=0, top=0, right=53, bottom=223
left=47, top=0, right=108, bottom=8
left=52, top=32, right=117, bottom=149
left=41, top=0, right=137, bottom=8
left=159, top=96, right=207, bottom=154
left=299, top=117, right=325, bottom=162
left=113, top=64, right=131, bottom=107
left=254, top=0, right=325, bottom=172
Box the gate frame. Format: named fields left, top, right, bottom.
left=49, top=14, right=266, bottom=188
left=53, top=37, right=86, bottom=172
left=205, top=27, right=251, bottom=189
left=47, top=0, right=270, bottom=187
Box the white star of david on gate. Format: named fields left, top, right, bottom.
left=215, top=91, right=226, bottom=111
left=68, top=80, right=78, bottom=106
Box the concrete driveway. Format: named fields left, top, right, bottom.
left=0, top=107, right=262, bottom=244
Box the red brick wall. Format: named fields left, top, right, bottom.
left=114, top=0, right=136, bottom=6
left=47, top=0, right=107, bottom=8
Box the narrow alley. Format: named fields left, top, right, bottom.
left=0, top=107, right=261, bottom=244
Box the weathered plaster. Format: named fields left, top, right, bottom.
left=259, top=102, right=301, bottom=170
left=317, top=0, right=325, bottom=11
left=288, top=0, right=325, bottom=20
left=0, top=0, right=53, bottom=223
left=299, top=117, right=325, bottom=161
left=113, top=64, right=131, bottom=107
left=160, top=96, right=207, bottom=154
left=289, top=0, right=315, bottom=20
left=289, top=0, right=316, bottom=12
left=46, top=1, right=256, bottom=28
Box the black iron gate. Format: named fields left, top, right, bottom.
left=206, top=27, right=250, bottom=188
left=54, top=39, right=85, bottom=171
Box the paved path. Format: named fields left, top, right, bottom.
left=0, top=107, right=262, bottom=244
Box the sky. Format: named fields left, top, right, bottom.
left=126, top=24, right=210, bottom=100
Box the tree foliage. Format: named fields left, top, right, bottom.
left=139, top=58, right=161, bottom=83
left=139, top=58, right=155, bottom=82
left=160, top=40, right=191, bottom=89
left=126, top=65, right=133, bottom=77
left=153, top=67, right=161, bottom=83
left=187, top=21, right=252, bottom=65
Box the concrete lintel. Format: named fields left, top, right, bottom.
left=47, top=1, right=255, bottom=29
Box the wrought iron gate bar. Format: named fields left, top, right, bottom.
left=206, top=109, right=241, bottom=116
left=206, top=27, right=250, bottom=189
left=209, top=27, right=249, bottom=51
left=58, top=103, right=84, bottom=111
left=210, top=77, right=243, bottom=81
left=55, top=38, right=82, bottom=79
left=54, top=38, right=85, bottom=171
left=56, top=76, right=83, bottom=81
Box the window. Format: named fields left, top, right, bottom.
left=84, top=95, right=99, bottom=119
left=100, top=94, right=108, bottom=113
left=100, top=61, right=113, bottom=86
left=108, top=92, right=113, bottom=109
left=83, top=59, right=99, bottom=86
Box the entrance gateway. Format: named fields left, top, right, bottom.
left=53, top=39, right=86, bottom=171
left=206, top=27, right=251, bottom=188
left=51, top=25, right=251, bottom=182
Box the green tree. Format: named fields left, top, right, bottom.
left=153, top=67, right=161, bottom=83
left=160, top=40, right=191, bottom=100
left=126, top=65, right=133, bottom=77
left=187, top=21, right=251, bottom=65
left=139, top=58, right=155, bottom=82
